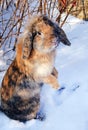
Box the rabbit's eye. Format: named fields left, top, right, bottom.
left=37, top=32, right=41, bottom=35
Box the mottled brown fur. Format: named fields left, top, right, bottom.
left=0, top=15, right=71, bottom=122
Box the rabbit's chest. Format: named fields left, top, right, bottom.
left=35, top=61, right=54, bottom=77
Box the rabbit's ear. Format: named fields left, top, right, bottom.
left=22, top=33, right=33, bottom=59
left=53, top=24, right=71, bottom=46
left=58, top=27, right=71, bottom=46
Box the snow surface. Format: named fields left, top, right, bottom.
left=0, top=15, right=88, bottom=130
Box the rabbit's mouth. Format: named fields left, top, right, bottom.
left=51, top=38, right=60, bottom=48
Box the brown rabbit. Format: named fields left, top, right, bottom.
left=0, top=15, right=71, bottom=122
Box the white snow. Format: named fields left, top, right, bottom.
left=0, top=15, right=88, bottom=130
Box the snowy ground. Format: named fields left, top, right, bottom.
left=0, top=15, right=88, bottom=130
